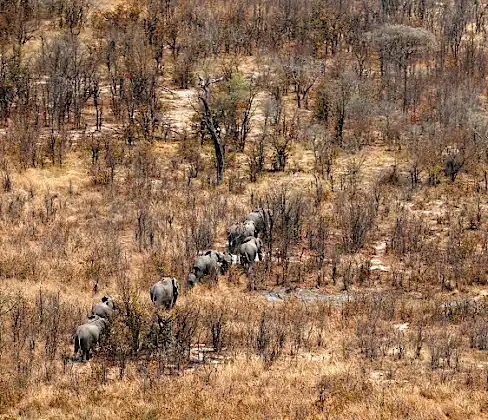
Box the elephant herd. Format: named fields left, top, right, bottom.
left=74, top=208, right=270, bottom=362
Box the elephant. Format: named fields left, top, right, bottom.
left=74, top=315, right=107, bottom=362
left=244, top=208, right=272, bottom=238
left=188, top=250, right=232, bottom=288
left=227, top=221, right=256, bottom=254
left=204, top=250, right=232, bottom=274
left=239, top=236, right=263, bottom=273
left=150, top=277, right=179, bottom=309
left=91, top=295, right=115, bottom=319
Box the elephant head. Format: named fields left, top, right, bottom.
left=91, top=295, right=116, bottom=319
left=243, top=220, right=256, bottom=237
left=245, top=208, right=272, bottom=238
left=101, top=295, right=115, bottom=309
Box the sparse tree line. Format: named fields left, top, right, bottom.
left=0, top=0, right=487, bottom=187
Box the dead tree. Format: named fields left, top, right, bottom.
left=198, top=76, right=225, bottom=185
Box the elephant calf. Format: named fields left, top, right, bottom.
left=150, top=277, right=179, bottom=309
left=239, top=236, right=263, bottom=273
left=74, top=315, right=107, bottom=362
left=91, top=295, right=115, bottom=319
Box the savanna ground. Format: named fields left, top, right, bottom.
left=2, top=0, right=488, bottom=418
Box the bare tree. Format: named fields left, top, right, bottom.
left=198, top=76, right=225, bottom=185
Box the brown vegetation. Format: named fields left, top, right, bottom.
left=1, top=0, right=488, bottom=418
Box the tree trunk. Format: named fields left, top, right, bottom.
left=403, top=65, right=408, bottom=113
left=199, top=77, right=225, bottom=185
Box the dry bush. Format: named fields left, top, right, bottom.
left=315, top=369, right=372, bottom=414
left=388, top=210, right=429, bottom=256
left=0, top=288, right=85, bottom=409
left=205, top=302, right=228, bottom=352
left=426, top=329, right=461, bottom=371
left=253, top=310, right=286, bottom=367
left=3, top=0, right=488, bottom=417
left=6, top=114, right=41, bottom=169
left=307, top=215, right=329, bottom=286
left=256, top=185, right=311, bottom=285
left=134, top=203, right=155, bottom=252
left=337, top=255, right=371, bottom=291
left=335, top=186, right=380, bottom=253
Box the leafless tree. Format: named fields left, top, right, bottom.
left=198, top=76, right=225, bottom=185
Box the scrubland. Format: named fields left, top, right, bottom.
left=1, top=0, right=488, bottom=418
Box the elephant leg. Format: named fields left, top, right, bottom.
left=247, top=262, right=254, bottom=276
left=74, top=336, right=80, bottom=355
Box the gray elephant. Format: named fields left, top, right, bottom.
left=150, top=277, right=179, bottom=309
left=244, top=208, right=272, bottom=237
left=91, top=295, right=115, bottom=319
left=227, top=220, right=256, bottom=254
left=205, top=250, right=232, bottom=273
left=188, top=250, right=232, bottom=288
left=239, top=236, right=263, bottom=273
left=74, top=315, right=107, bottom=362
